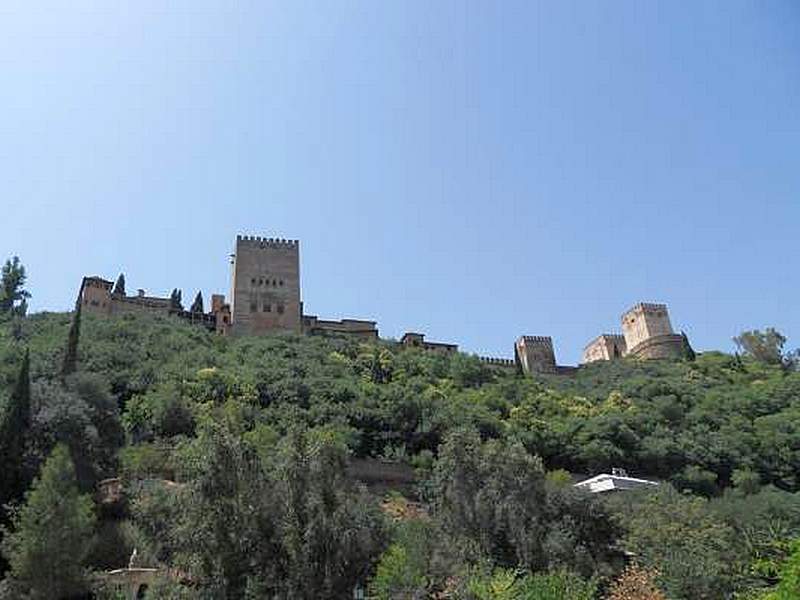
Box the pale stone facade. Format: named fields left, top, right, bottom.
left=230, top=236, right=303, bottom=335
left=582, top=303, right=686, bottom=364
left=515, top=336, right=558, bottom=375
left=582, top=334, right=627, bottom=364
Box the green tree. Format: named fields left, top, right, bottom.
left=760, top=539, right=800, bottom=599
left=169, top=288, right=183, bottom=310
left=681, top=331, right=696, bottom=362
left=0, top=445, right=96, bottom=600
left=61, top=301, right=81, bottom=377
left=623, top=485, right=741, bottom=599
left=112, top=273, right=126, bottom=296
left=0, top=256, right=30, bottom=316
left=734, top=329, right=787, bottom=365
left=432, top=428, right=620, bottom=578
left=190, top=291, right=203, bottom=314
left=0, top=350, right=32, bottom=510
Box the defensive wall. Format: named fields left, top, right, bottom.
left=78, top=234, right=691, bottom=377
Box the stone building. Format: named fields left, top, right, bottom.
left=78, top=276, right=231, bottom=335
left=582, top=334, right=627, bottom=364
left=581, top=303, right=686, bottom=363
left=79, top=234, right=377, bottom=341
left=515, top=336, right=558, bottom=375
left=621, top=303, right=684, bottom=359
left=400, top=332, right=458, bottom=353
left=229, top=236, right=302, bottom=335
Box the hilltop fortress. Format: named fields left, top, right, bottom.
left=79, top=234, right=690, bottom=375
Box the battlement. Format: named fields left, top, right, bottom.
left=478, top=356, right=516, bottom=367
left=621, top=302, right=668, bottom=319
left=582, top=333, right=625, bottom=351
left=236, top=235, right=299, bottom=249
left=519, top=335, right=553, bottom=345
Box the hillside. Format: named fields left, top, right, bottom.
left=2, top=310, right=800, bottom=598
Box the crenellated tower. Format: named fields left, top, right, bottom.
left=515, top=335, right=558, bottom=375
left=230, top=235, right=302, bottom=335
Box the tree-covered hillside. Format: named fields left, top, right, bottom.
left=2, top=302, right=800, bottom=598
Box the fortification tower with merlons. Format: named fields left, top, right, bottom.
left=515, top=336, right=558, bottom=375
left=620, top=302, right=684, bottom=360
left=230, top=235, right=302, bottom=335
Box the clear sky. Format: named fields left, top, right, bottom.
left=2, top=1, right=799, bottom=364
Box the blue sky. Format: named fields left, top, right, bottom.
left=2, top=1, right=798, bottom=364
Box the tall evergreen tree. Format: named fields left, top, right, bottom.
left=112, top=273, right=126, bottom=296
left=190, top=291, right=204, bottom=314
left=0, top=445, right=96, bottom=600
left=0, top=256, right=30, bottom=316
left=170, top=288, right=183, bottom=311
left=61, top=302, right=81, bottom=377
left=0, top=350, right=31, bottom=510
left=681, top=331, right=696, bottom=362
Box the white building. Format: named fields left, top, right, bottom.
left=574, top=468, right=658, bottom=494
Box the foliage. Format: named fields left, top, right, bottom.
left=112, top=273, right=126, bottom=296
left=622, top=485, right=741, bottom=599
left=61, top=301, right=81, bottom=377
left=0, top=256, right=30, bottom=316
left=132, top=421, right=387, bottom=598
left=465, top=568, right=597, bottom=600
left=1, top=310, right=800, bottom=597
left=190, top=291, right=203, bottom=314
left=432, top=428, right=621, bottom=578
left=734, top=328, right=787, bottom=366
left=605, top=565, right=666, bottom=600
left=759, top=539, right=800, bottom=599
left=0, top=445, right=96, bottom=599
left=0, top=350, right=31, bottom=511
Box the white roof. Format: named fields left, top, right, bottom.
left=574, top=473, right=659, bottom=494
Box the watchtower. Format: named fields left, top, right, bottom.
left=621, top=303, right=673, bottom=352
left=515, top=336, right=557, bottom=375
left=230, top=235, right=302, bottom=335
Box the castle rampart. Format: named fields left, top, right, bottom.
left=78, top=235, right=692, bottom=372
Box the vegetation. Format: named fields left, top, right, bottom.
left=1, top=255, right=799, bottom=598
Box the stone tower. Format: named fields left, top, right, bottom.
left=621, top=303, right=683, bottom=359
left=515, top=336, right=557, bottom=375
left=230, top=235, right=302, bottom=335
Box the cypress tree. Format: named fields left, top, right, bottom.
left=170, top=288, right=184, bottom=311
left=680, top=331, right=696, bottom=362
left=0, top=350, right=31, bottom=509
left=61, top=302, right=81, bottom=377
left=112, top=273, right=126, bottom=296
left=190, top=291, right=204, bottom=314
left=0, top=445, right=96, bottom=599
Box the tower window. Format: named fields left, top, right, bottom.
left=263, top=303, right=271, bottom=312
left=249, top=301, right=257, bottom=312
left=279, top=280, right=284, bottom=286
left=277, top=303, right=285, bottom=314
left=272, top=279, right=277, bottom=287
left=251, top=278, right=256, bottom=285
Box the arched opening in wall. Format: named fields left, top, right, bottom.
left=136, top=584, right=149, bottom=599
left=613, top=346, right=621, bottom=359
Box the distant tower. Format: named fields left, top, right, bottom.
left=230, top=236, right=302, bottom=335
left=621, top=303, right=684, bottom=359
left=515, top=336, right=557, bottom=375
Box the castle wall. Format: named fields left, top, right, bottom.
left=230, top=236, right=302, bottom=335
left=625, top=333, right=684, bottom=360
left=303, top=315, right=378, bottom=340
left=582, top=334, right=627, bottom=364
